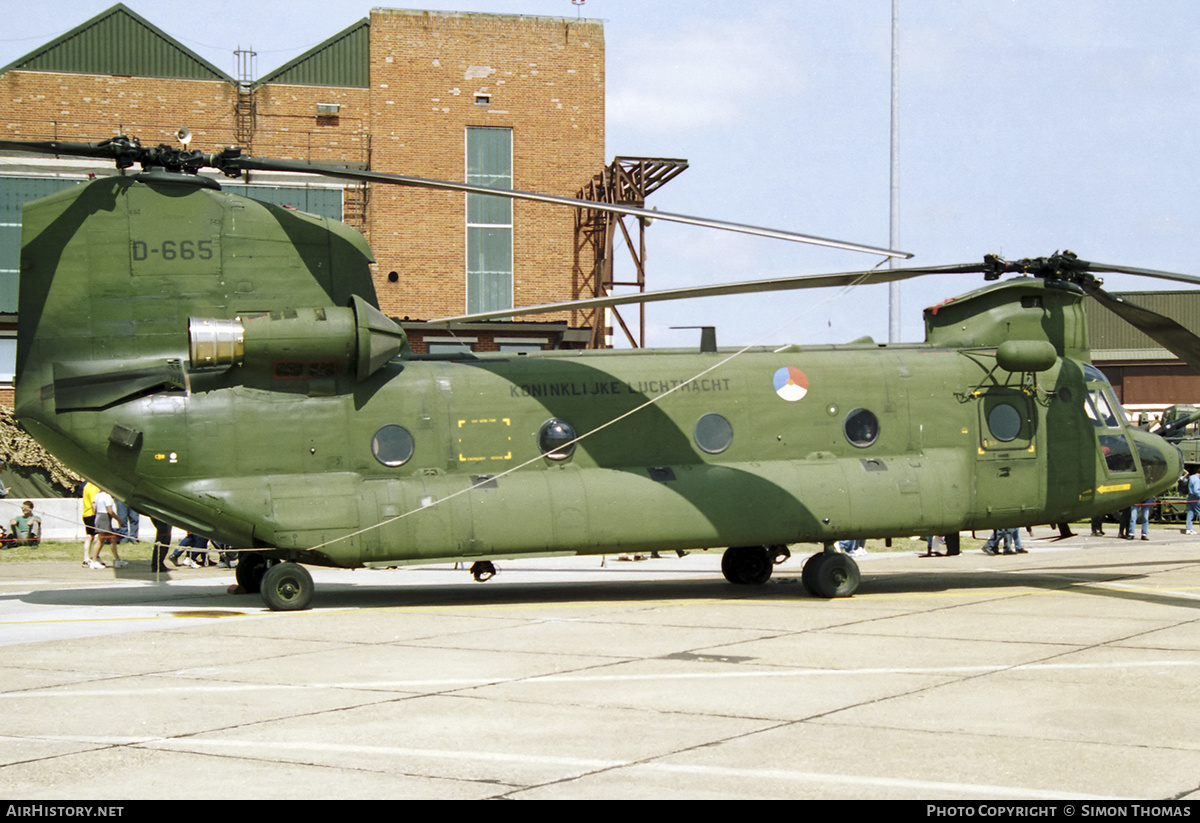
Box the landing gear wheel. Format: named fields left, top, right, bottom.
left=236, top=552, right=268, bottom=593
left=803, top=552, right=860, bottom=598
left=470, top=560, right=496, bottom=582
left=261, top=561, right=314, bottom=611
left=801, top=552, right=823, bottom=595
left=721, top=545, right=773, bottom=585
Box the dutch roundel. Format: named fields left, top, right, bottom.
left=773, top=366, right=808, bottom=402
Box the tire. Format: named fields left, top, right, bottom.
left=236, top=552, right=268, bottom=593
left=721, top=545, right=773, bottom=585
left=261, top=561, right=314, bottom=611
left=801, top=552, right=824, bottom=595
left=810, top=552, right=860, bottom=598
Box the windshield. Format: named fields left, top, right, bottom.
left=1087, top=383, right=1137, bottom=474
left=1087, top=388, right=1121, bottom=428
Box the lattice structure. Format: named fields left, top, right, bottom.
left=575, top=157, right=688, bottom=348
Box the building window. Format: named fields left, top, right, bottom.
left=0, top=337, right=14, bottom=382
left=223, top=184, right=344, bottom=220
left=497, top=337, right=546, bottom=353
left=465, top=127, right=513, bottom=314
left=1, top=176, right=80, bottom=313
left=425, top=337, right=475, bottom=355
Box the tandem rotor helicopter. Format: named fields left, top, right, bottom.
left=3, top=134, right=1199, bottom=610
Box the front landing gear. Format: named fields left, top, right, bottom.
left=470, top=561, right=497, bottom=582
left=801, top=551, right=860, bottom=598
left=236, top=552, right=268, bottom=593
left=721, top=545, right=778, bottom=585
left=261, top=561, right=314, bottom=611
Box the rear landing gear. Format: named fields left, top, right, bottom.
left=261, top=561, right=314, bottom=611
left=801, top=551, right=860, bottom=598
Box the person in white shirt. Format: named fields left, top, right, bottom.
left=87, top=489, right=126, bottom=569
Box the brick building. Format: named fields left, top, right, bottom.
left=0, top=2, right=607, bottom=400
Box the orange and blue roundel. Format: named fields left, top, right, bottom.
left=773, top=366, right=808, bottom=401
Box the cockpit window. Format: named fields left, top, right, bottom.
left=1087, top=388, right=1121, bottom=428
left=1136, top=439, right=1169, bottom=485
left=1099, top=433, right=1137, bottom=473
left=1082, top=363, right=1112, bottom=384
left=1108, top=390, right=1130, bottom=425
left=1085, top=383, right=1138, bottom=474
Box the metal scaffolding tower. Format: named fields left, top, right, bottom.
left=575, top=157, right=688, bottom=348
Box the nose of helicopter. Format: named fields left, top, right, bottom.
left=1132, top=429, right=1184, bottom=497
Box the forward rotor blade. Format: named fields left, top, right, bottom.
left=425, top=262, right=986, bottom=325
left=1079, top=281, right=1200, bottom=374
left=1074, top=262, right=1200, bottom=288
left=989, top=253, right=1200, bottom=374
left=238, top=156, right=913, bottom=258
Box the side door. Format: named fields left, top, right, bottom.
left=974, top=388, right=1043, bottom=515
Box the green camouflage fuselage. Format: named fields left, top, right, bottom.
left=14, top=174, right=1180, bottom=567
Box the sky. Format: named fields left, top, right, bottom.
left=4, top=1, right=1198, bottom=348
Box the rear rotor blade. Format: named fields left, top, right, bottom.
left=0, top=139, right=116, bottom=159
left=238, top=156, right=912, bottom=258
left=0, top=137, right=913, bottom=258
left=426, top=262, right=987, bottom=325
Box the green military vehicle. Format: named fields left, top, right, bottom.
left=1148, top=404, right=1200, bottom=522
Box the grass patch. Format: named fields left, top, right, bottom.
left=0, top=539, right=154, bottom=563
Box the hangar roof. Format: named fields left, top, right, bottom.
left=255, top=19, right=370, bottom=89
left=1, top=3, right=233, bottom=82
left=1088, top=290, right=1200, bottom=362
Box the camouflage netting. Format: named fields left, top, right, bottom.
left=0, top=407, right=80, bottom=497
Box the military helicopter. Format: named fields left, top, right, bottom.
left=2, top=135, right=1195, bottom=611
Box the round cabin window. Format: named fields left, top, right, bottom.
left=987, top=403, right=1023, bottom=442
left=843, top=408, right=879, bottom=448
left=694, top=412, right=733, bottom=454
left=372, top=425, right=415, bottom=467
left=538, top=418, right=577, bottom=461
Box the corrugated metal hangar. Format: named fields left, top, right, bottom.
left=1088, top=290, right=1200, bottom=415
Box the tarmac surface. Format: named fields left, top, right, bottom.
left=2, top=528, right=1200, bottom=800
